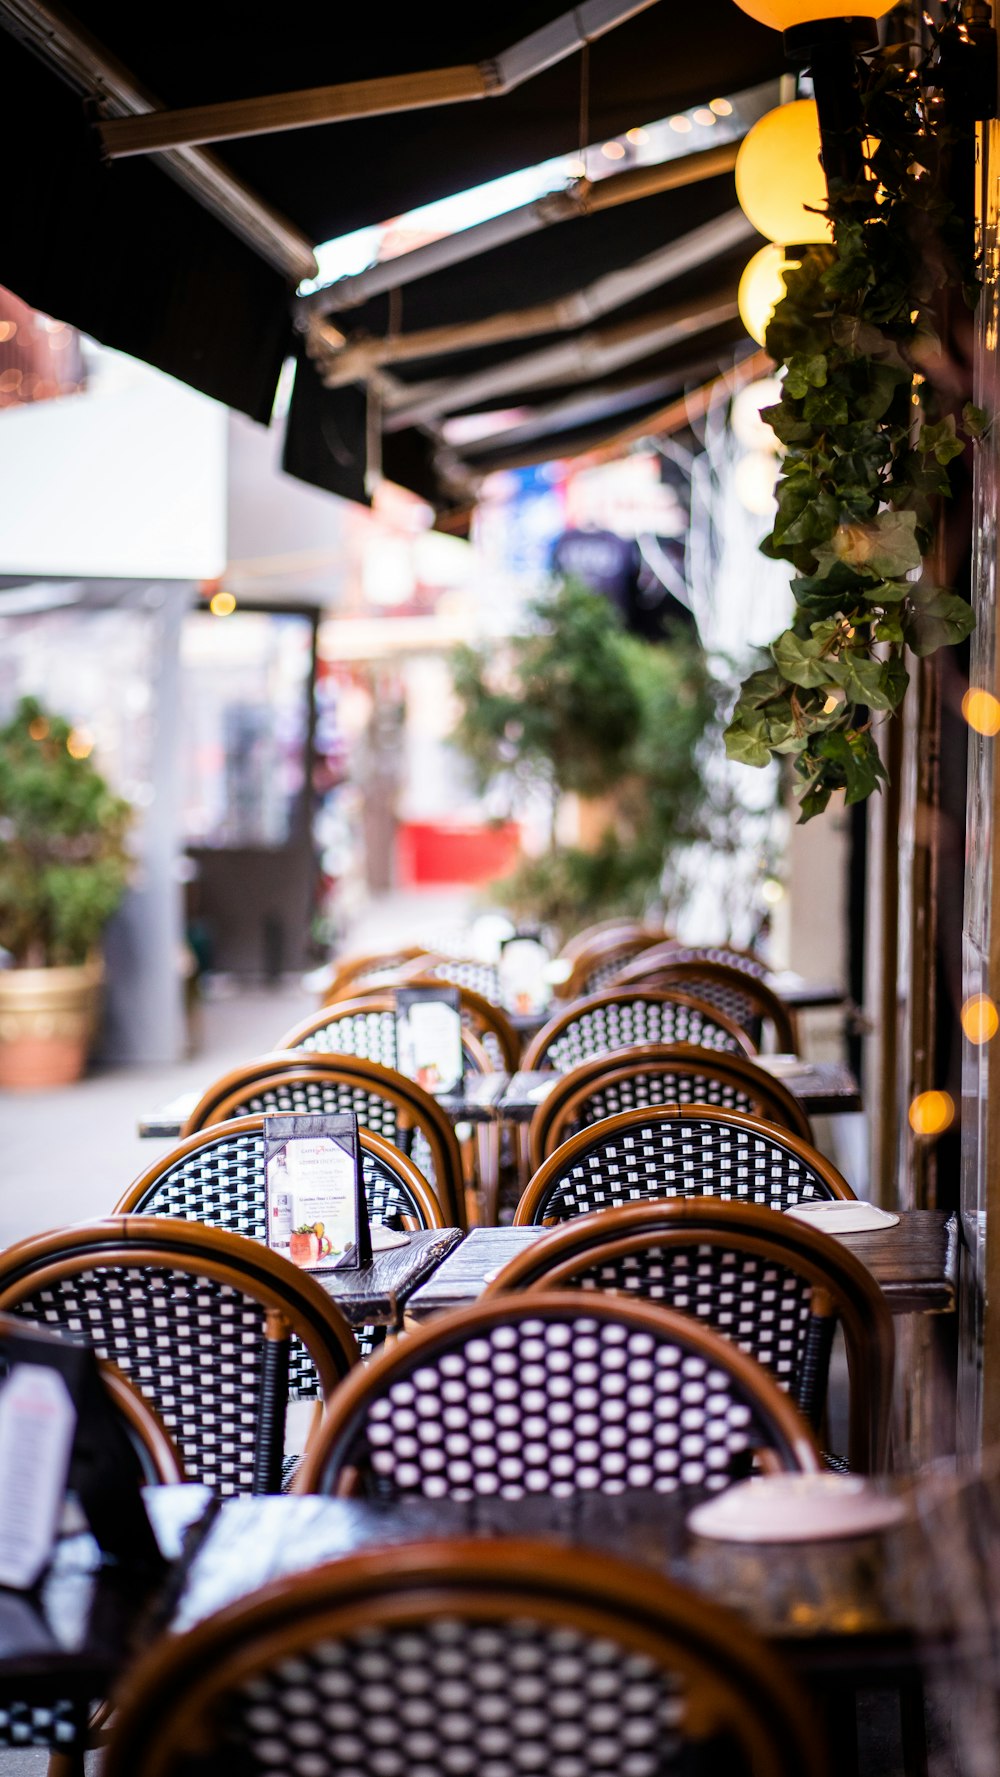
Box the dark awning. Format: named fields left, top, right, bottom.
left=1, top=0, right=782, bottom=426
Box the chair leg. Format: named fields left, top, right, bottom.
left=47, top=1751, right=87, bottom=1777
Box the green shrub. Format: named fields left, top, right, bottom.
left=0, top=697, right=132, bottom=968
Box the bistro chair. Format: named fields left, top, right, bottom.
left=523, top=987, right=757, bottom=1074
left=117, top=1117, right=445, bottom=1368
left=559, top=925, right=668, bottom=999
left=514, top=1104, right=855, bottom=1226
left=322, top=945, right=431, bottom=1001
left=282, top=982, right=519, bottom=1073
left=485, top=1200, right=894, bottom=1471
left=181, top=1052, right=465, bottom=1228
left=104, top=1539, right=825, bottom=1777
left=297, top=1292, right=820, bottom=1501
left=614, top=948, right=798, bottom=1052
left=0, top=1218, right=358, bottom=1496
left=528, top=1042, right=813, bottom=1172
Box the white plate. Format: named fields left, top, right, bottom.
left=369, top=1226, right=410, bottom=1252
left=787, top=1201, right=899, bottom=1234
left=688, top=1475, right=907, bottom=1543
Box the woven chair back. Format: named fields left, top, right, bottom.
left=104, top=1539, right=825, bottom=1777
left=614, top=950, right=797, bottom=1052
left=485, top=1200, right=893, bottom=1471
left=298, top=1291, right=819, bottom=1502
left=0, top=1219, right=357, bottom=1497
left=515, top=1104, right=855, bottom=1226
left=118, top=1118, right=444, bottom=1373
left=523, top=988, right=756, bottom=1075
left=529, top=1043, right=811, bottom=1171
left=181, top=1053, right=464, bottom=1227
left=282, top=985, right=518, bottom=1074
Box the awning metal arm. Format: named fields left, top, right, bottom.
left=0, top=0, right=317, bottom=281
left=96, top=0, right=660, bottom=158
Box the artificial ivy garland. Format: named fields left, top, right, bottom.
left=724, top=4, right=982, bottom=821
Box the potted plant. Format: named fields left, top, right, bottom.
left=0, top=696, right=132, bottom=1088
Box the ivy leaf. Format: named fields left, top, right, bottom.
left=771, top=629, right=833, bottom=688
left=724, top=714, right=773, bottom=768
left=880, top=655, right=910, bottom=708
left=797, top=781, right=833, bottom=822
left=737, top=667, right=789, bottom=708
left=871, top=577, right=914, bottom=603
left=852, top=361, right=910, bottom=421
left=816, top=729, right=887, bottom=804
left=784, top=353, right=829, bottom=399
left=803, top=385, right=850, bottom=428
left=839, top=653, right=892, bottom=707
left=918, top=416, right=965, bottom=465
left=963, top=402, right=988, bottom=439
left=874, top=612, right=905, bottom=643
left=830, top=314, right=909, bottom=368
left=903, top=587, right=976, bottom=656
left=812, top=510, right=922, bottom=580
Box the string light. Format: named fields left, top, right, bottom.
left=709, top=98, right=733, bottom=116
left=601, top=141, right=626, bottom=159
left=209, top=591, right=237, bottom=617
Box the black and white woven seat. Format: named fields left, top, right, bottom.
left=515, top=1104, right=854, bottom=1225
left=523, top=987, right=756, bottom=1075
left=105, top=1540, right=823, bottom=1777
left=182, top=1053, right=465, bottom=1229
left=297, top=1292, right=819, bottom=1502
left=486, top=1199, right=894, bottom=1472
left=0, top=1219, right=357, bottom=1498
left=118, top=1117, right=444, bottom=1371
left=528, top=1043, right=812, bottom=1171
left=614, top=947, right=796, bottom=1052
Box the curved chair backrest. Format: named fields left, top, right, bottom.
left=298, top=1291, right=819, bottom=1501
left=523, top=988, right=756, bottom=1074
left=561, top=928, right=668, bottom=1000
left=529, top=1043, right=812, bottom=1170
left=558, top=917, right=665, bottom=963
left=118, top=1115, right=444, bottom=1375
left=105, top=1539, right=825, bottom=1777
left=100, top=1359, right=187, bottom=1484
left=0, top=1219, right=358, bottom=1496
left=181, top=1053, right=465, bottom=1227
left=323, top=946, right=431, bottom=1002
left=615, top=952, right=797, bottom=1052
left=515, top=1104, right=855, bottom=1226
left=280, top=985, right=517, bottom=1074
left=485, top=1200, right=893, bottom=1471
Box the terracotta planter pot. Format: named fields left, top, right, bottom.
left=0, top=959, right=103, bottom=1089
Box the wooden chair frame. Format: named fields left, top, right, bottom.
left=180, top=1052, right=465, bottom=1227
left=117, top=1115, right=446, bottom=1233
left=484, top=1200, right=894, bottom=1470
left=279, top=985, right=516, bottom=1074
left=557, top=917, right=666, bottom=964
left=514, top=1104, right=856, bottom=1226
left=322, top=946, right=431, bottom=1002
left=523, top=987, right=757, bottom=1071
left=104, top=1538, right=825, bottom=1777
left=559, top=928, right=668, bottom=1000
left=528, top=1042, right=813, bottom=1172
left=0, top=1218, right=358, bottom=1496
left=296, top=1289, right=821, bottom=1498
left=614, top=954, right=798, bottom=1053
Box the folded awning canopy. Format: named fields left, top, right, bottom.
left=1, top=0, right=783, bottom=499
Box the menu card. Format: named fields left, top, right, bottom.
left=395, top=986, right=465, bottom=1097
left=499, top=933, right=552, bottom=1016
left=264, top=1112, right=371, bottom=1272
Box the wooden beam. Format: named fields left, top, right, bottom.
left=97, top=0, right=659, bottom=158
left=0, top=0, right=317, bottom=281
left=300, top=138, right=744, bottom=320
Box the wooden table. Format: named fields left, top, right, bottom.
left=170, top=1488, right=942, bottom=1692
left=496, top=1055, right=862, bottom=1123
left=318, top=1228, right=463, bottom=1329
left=405, top=1212, right=958, bottom=1323
left=765, top=972, right=847, bottom=1011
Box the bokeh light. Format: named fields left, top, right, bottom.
left=908, top=1091, right=955, bottom=1136
left=962, top=689, right=1000, bottom=736
left=962, top=994, right=999, bottom=1045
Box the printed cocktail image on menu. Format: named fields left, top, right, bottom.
left=264, top=1111, right=370, bottom=1271
left=396, top=986, right=464, bottom=1096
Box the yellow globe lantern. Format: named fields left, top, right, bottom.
left=735, top=100, right=832, bottom=244
left=733, top=0, right=895, bottom=25
left=737, top=244, right=799, bottom=345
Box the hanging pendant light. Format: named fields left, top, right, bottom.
left=735, top=100, right=832, bottom=244
left=738, top=245, right=799, bottom=346
left=733, top=0, right=894, bottom=27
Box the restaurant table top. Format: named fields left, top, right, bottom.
left=139, top=1055, right=861, bottom=1139
left=317, top=1227, right=463, bottom=1328
left=405, top=1212, right=958, bottom=1323
left=169, top=1488, right=939, bottom=1688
